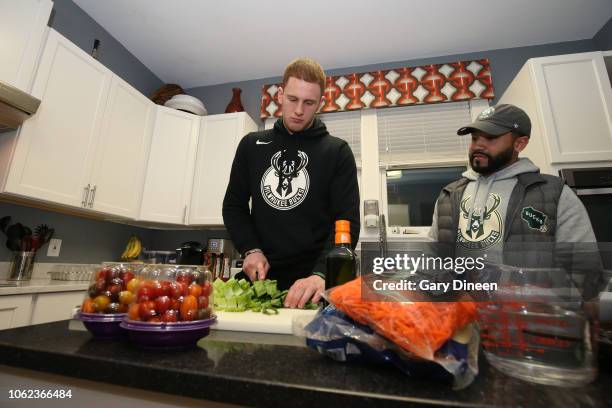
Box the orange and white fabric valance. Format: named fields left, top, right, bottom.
left=260, top=59, right=494, bottom=119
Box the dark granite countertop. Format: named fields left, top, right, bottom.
left=0, top=321, right=611, bottom=408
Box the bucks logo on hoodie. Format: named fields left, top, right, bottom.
left=457, top=193, right=503, bottom=250
left=260, top=148, right=310, bottom=210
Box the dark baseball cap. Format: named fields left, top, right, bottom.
left=457, top=104, right=531, bottom=137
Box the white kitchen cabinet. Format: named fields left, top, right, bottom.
left=3, top=29, right=112, bottom=208
left=88, top=75, right=155, bottom=218
left=188, top=112, right=258, bottom=225
left=139, top=106, right=200, bottom=224
left=1, top=29, right=156, bottom=219
left=500, top=51, right=612, bottom=175
left=0, top=295, right=33, bottom=330
left=0, top=0, right=52, bottom=92
left=30, top=291, right=85, bottom=325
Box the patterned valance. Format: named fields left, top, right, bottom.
left=260, top=59, right=494, bottom=119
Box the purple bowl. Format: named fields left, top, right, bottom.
left=120, top=316, right=216, bottom=349
left=76, top=312, right=127, bottom=340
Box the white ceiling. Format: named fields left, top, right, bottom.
left=73, top=0, right=612, bottom=88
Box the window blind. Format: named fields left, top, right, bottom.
left=319, top=111, right=361, bottom=163
left=377, top=102, right=471, bottom=165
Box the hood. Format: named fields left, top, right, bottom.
left=462, top=158, right=540, bottom=223
left=273, top=116, right=329, bottom=140
left=462, top=157, right=539, bottom=181
left=0, top=80, right=40, bottom=132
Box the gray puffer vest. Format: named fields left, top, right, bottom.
left=435, top=172, right=564, bottom=266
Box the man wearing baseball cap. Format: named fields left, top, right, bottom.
left=429, top=103, right=596, bottom=263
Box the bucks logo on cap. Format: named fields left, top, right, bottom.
left=478, top=107, right=495, bottom=120
left=521, top=206, right=548, bottom=232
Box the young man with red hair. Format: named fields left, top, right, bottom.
left=223, top=58, right=360, bottom=308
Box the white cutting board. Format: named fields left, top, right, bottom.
left=212, top=308, right=318, bottom=334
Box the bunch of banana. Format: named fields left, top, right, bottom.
left=121, top=235, right=142, bottom=260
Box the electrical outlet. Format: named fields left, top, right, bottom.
left=47, top=238, right=62, bottom=257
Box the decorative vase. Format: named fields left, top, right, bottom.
left=225, top=88, right=245, bottom=113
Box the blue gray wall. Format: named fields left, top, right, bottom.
left=0, top=201, right=153, bottom=263
left=49, top=0, right=163, bottom=96
left=594, top=17, right=612, bottom=50
left=186, top=40, right=597, bottom=123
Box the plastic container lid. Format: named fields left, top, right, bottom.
left=80, top=262, right=144, bottom=315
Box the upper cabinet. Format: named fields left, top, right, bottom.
left=1, top=29, right=154, bottom=219
left=500, top=51, right=612, bottom=175
left=89, top=75, right=155, bottom=218
left=3, top=29, right=112, bottom=208
left=138, top=106, right=200, bottom=224
left=0, top=0, right=52, bottom=92
left=188, top=112, right=258, bottom=225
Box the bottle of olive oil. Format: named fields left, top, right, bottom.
left=325, top=220, right=356, bottom=289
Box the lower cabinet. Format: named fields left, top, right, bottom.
left=31, top=291, right=86, bottom=325
left=0, top=290, right=86, bottom=329
left=0, top=295, right=33, bottom=330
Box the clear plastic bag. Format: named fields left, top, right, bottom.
left=326, top=276, right=477, bottom=360
left=302, top=305, right=479, bottom=390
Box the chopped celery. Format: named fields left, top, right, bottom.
left=213, top=278, right=319, bottom=314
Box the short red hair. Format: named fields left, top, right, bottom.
left=282, top=58, right=326, bottom=96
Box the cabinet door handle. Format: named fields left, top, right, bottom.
left=183, top=205, right=187, bottom=224
left=82, top=184, right=90, bottom=207
left=88, top=185, right=97, bottom=208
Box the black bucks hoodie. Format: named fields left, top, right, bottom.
left=222, top=117, right=360, bottom=289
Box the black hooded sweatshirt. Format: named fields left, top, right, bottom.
left=222, top=117, right=360, bottom=289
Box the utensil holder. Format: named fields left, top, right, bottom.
left=8, top=251, right=36, bottom=281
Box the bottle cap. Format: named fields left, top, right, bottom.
left=335, top=220, right=350, bottom=233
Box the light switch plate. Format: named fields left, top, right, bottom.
left=47, top=238, right=62, bottom=257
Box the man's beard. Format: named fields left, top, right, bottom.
left=469, top=146, right=514, bottom=175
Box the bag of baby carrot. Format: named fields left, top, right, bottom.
left=327, top=276, right=477, bottom=361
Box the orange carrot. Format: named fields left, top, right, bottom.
left=329, top=277, right=476, bottom=360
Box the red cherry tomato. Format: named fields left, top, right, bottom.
left=95, top=278, right=107, bottom=293
left=120, top=271, right=135, bottom=288
left=108, top=284, right=122, bottom=301
left=198, top=296, right=209, bottom=309
left=105, top=268, right=120, bottom=283
left=148, top=316, right=162, bottom=323
left=169, top=282, right=186, bottom=299
left=188, top=283, right=202, bottom=297
left=96, top=269, right=108, bottom=281
left=152, top=280, right=167, bottom=298
left=180, top=295, right=198, bottom=321
left=137, top=286, right=153, bottom=301
left=201, top=281, right=212, bottom=297
left=176, top=271, right=193, bottom=285
left=159, top=280, right=172, bottom=297
left=155, top=296, right=171, bottom=314
left=161, top=309, right=178, bottom=322
left=138, top=300, right=157, bottom=320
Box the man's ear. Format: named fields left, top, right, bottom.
left=277, top=86, right=284, bottom=102
left=514, top=135, right=529, bottom=153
